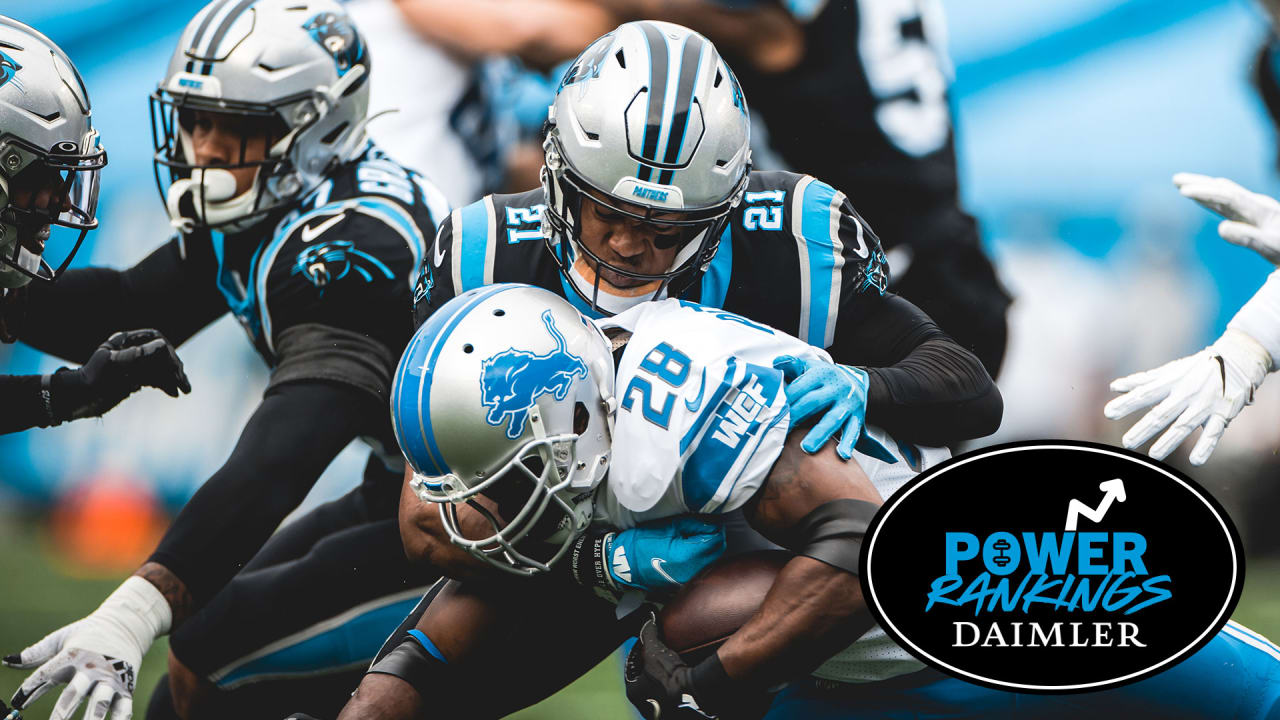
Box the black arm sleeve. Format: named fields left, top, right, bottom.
left=148, top=379, right=382, bottom=606
left=0, top=374, right=53, bottom=435
left=829, top=291, right=1002, bottom=445
left=19, top=236, right=226, bottom=363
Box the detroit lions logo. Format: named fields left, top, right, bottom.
left=0, top=51, right=23, bottom=92
left=291, top=240, right=393, bottom=291
left=480, top=311, right=588, bottom=439
left=302, top=12, right=365, bottom=75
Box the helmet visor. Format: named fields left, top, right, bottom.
left=0, top=131, right=106, bottom=283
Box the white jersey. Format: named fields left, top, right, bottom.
left=591, top=299, right=950, bottom=684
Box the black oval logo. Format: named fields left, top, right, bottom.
left=861, top=441, right=1244, bottom=693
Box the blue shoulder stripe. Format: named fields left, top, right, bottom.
left=456, top=198, right=495, bottom=292
left=698, top=225, right=733, bottom=309
left=794, top=177, right=845, bottom=348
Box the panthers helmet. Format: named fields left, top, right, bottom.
left=392, top=284, right=616, bottom=576
left=150, top=0, right=370, bottom=233
left=0, top=17, right=105, bottom=287
left=541, top=21, right=751, bottom=312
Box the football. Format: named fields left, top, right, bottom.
left=657, top=550, right=792, bottom=660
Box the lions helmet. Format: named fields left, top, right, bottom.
left=0, top=17, right=105, bottom=288
left=541, top=21, right=751, bottom=313
left=150, top=0, right=370, bottom=233
left=392, top=284, right=616, bottom=576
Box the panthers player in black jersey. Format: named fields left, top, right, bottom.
left=336, top=19, right=999, bottom=719
left=0, top=17, right=191, bottom=437
left=595, top=0, right=1012, bottom=378
left=1, top=3, right=445, bottom=719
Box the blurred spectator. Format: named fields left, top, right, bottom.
left=362, top=0, right=618, bottom=198
left=598, top=0, right=1012, bottom=378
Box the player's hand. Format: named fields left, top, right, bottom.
left=773, top=355, right=868, bottom=460
left=4, top=577, right=170, bottom=720
left=568, top=518, right=726, bottom=596
left=51, top=329, right=191, bottom=421
left=609, top=518, right=726, bottom=595
left=625, top=616, right=730, bottom=719
left=1105, top=328, right=1272, bottom=465
left=4, top=619, right=139, bottom=720
left=1174, top=173, right=1280, bottom=265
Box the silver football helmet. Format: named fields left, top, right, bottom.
left=0, top=17, right=105, bottom=287
left=541, top=21, right=752, bottom=312
left=391, top=284, right=617, bottom=576
left=150, top=0, right=371, bottom=233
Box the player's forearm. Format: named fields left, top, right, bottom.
left=132, top=561, right=195, bottom=629
left=601, top=0, right=804, bottom=73
left=20, top=267, right=132, bottom=363
left=1228, top=268, right=1280, bottom=367
left=395, top=0, right=614, bottom=71
left=716, top=555, right=870, bottom=683
left=399, top=470, right=515, bottom=580
left=0, top=374, right=55, bottom=434
left=865, top=337, right=1003, bottom=444
left=149, top=381, right=373, bottom=605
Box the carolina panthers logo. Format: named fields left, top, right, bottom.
left=480, top=311, right=588, bottom=440
left=291, top=240, right=393, bottom=291
left=302, top=12, right=366, bottom=75
left=0, top=51, right=23, bottom=92
left=558, top=35, right=613, bottom=91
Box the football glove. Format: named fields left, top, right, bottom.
left=570, top=517, right=726, bottom=596
left=49, top=329, right=191, bottom=423
left=625, top=616, right=731, bottom=720
left=773, top=355, right=869, bottom=460
left=1105, top=329, right=1272, bottom=465
left=5, top=577, right=171, bottom=720
left=1174, top=172, right=1280, bottom=265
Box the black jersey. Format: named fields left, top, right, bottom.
left=414, top=170, right=1001, bottom=445
left=416, top=170, right=886, bottom=349
left=731, top=0, right=973, bottom=254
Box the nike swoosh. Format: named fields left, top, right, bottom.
left=300, top=212, right=344, bottom=242
left=651, top=558, right=679, bottom=585
left=432, top=236, right=447, bottom=268
left=684, top=367, right=707, bottom=412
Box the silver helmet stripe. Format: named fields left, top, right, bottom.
left=184, top=0, right=231, bottom=57
left=657, top=33, right=707, bottom=186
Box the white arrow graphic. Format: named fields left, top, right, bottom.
left=1065, top=479, right=1127, bottom=531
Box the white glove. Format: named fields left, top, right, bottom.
left=4, top=577, right=171, bottom=720
left=1105, top=329, right=1273, bottom=465
left=1174, top=172, right=1280, bottom=265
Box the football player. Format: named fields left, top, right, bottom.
left=0, top=16, right=190, bottom=435
left=594, top=0, right=1013, bottom=378
left=2, top=2, right=445, bottom=719
left=1106, top=173, right=1280, bottom=465
left=353, top=285, right=1280, bottom=719
left=417, top=20, right=1002, bottom=454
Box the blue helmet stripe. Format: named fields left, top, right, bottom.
left=405, top=284, right=524, bottom=476
left=393, top=322, right=440, bottom=475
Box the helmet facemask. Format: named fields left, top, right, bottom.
left=540, top=133, right=745, bottom=315
left=0, top=131, right=105, bottom=287
left=150, top=92, right=301, bottom=234
left=411, top=399, right=613, bottom=577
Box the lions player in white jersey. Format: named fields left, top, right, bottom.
left=334, top=282, right=945, bottom=718
left=335, top=282, right=1280, bottom=720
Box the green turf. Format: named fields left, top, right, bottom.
left=3, top=519, right=1279, bottom=719
left=0, top=521, right=633, bottom=719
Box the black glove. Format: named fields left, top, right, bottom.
left=625, top=616, right=734, bottom=720
left=49, top=329, right=191, bottom=422
left=1, top=696, right=22, bottom=720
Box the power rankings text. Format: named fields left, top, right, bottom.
left=925, top=530, right=1172, bottom=648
